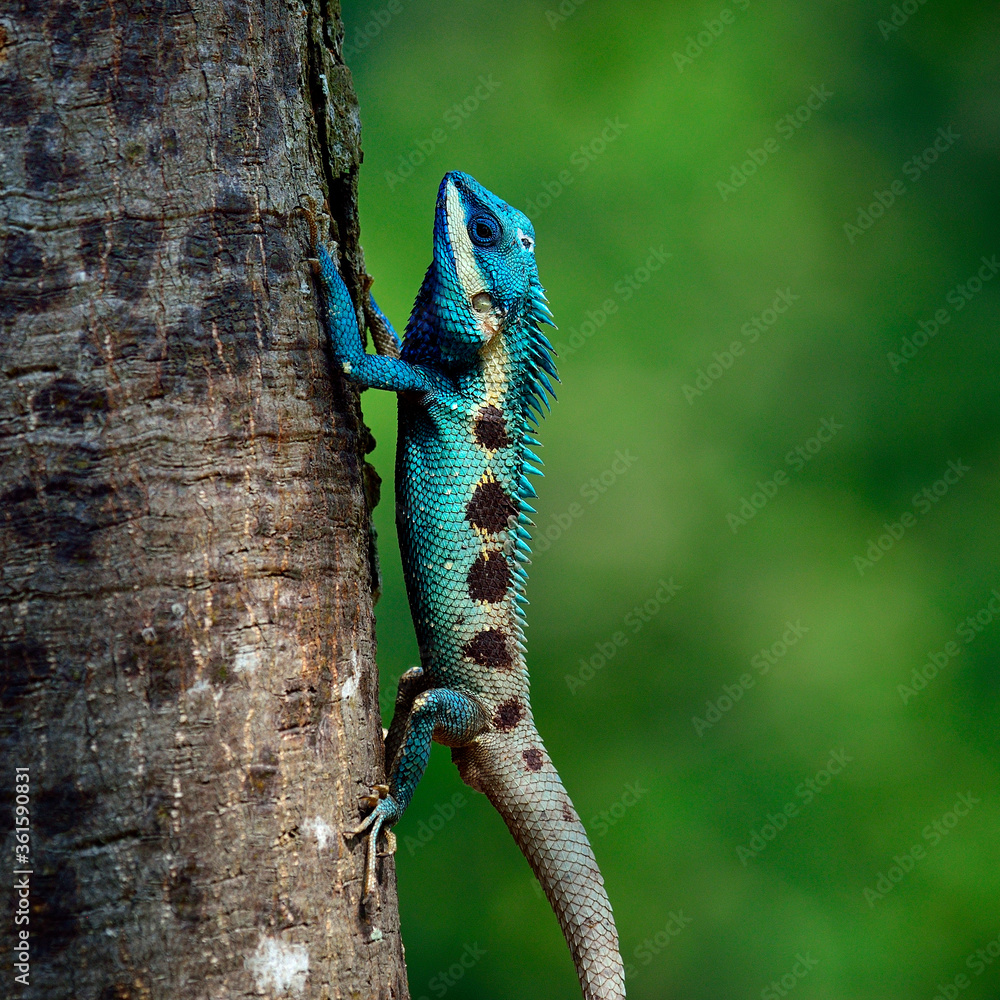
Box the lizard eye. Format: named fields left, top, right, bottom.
left=468, top=212, right=501, bottom=247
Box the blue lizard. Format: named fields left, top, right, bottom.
left=311, top=171, right=625, bottom=999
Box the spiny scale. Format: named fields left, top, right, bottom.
left=313, top=171, right=625, bottom=999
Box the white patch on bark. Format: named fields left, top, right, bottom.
left=245, top=934, right=309, bottom=995
left=302, top=815, right=333, bottom=850
left=233, top=647, right=260, bottom=673
left=340, top=649, right=359, bottom=701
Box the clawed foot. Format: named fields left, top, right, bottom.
left=298, top=198, right=337, bottom=267
left=305, top=239, right=339, bottom=273
left=344, top=785, right=401, bottom=905
left=298, top=197, right=328, bottom=242
left=355, top=783, right=389, bottom=811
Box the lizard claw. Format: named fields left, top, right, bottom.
left=344, top=790, right=401, bottom=904
left=380, top=830, right=397, bottom=856
left=296, top=198, right=335, bottom=258
left=297, top=198, right=324, bottom=243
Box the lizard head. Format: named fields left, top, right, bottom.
left=430, top=170, right=541, bottom=353
left=404, top=172, right=556, bottom=381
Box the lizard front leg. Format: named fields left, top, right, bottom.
left=311, top=238, right=437, bottom=394
left=346, top=688, right=487, bottom=903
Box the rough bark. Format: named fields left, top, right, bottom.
left=0, top=1, right=407, bottom=997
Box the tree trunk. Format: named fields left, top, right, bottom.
left=0, top=2, right=408, bottom=997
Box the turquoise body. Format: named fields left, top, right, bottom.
left=314, top=171, right=625, bottom=1000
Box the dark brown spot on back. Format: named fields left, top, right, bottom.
left=522, top=748, right=543, bottom=771
left=464, top=628, right=512, bottom=670
left=473, top=404, right=509, bottom=451
left=493, top=697, right=524, bottom=732
left=466, top=480, right=517, bottom=534
left=561, top=800, right=577, bottom=823
left=467, top=551, right=510, bottom=603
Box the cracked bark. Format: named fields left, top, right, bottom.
left=0, top=1, right=408, bottom=997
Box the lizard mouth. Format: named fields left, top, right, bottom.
left=473, top=295, right=504, bottom=343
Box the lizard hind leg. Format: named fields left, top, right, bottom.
left=347, top=687, right=487, bottom=904
left=383, top=665, right=428, bottom=774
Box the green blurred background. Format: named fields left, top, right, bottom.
left=339, top=1, right=999, bottom=997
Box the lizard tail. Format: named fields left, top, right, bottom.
left=452, top=725, right=626, bottom=1000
